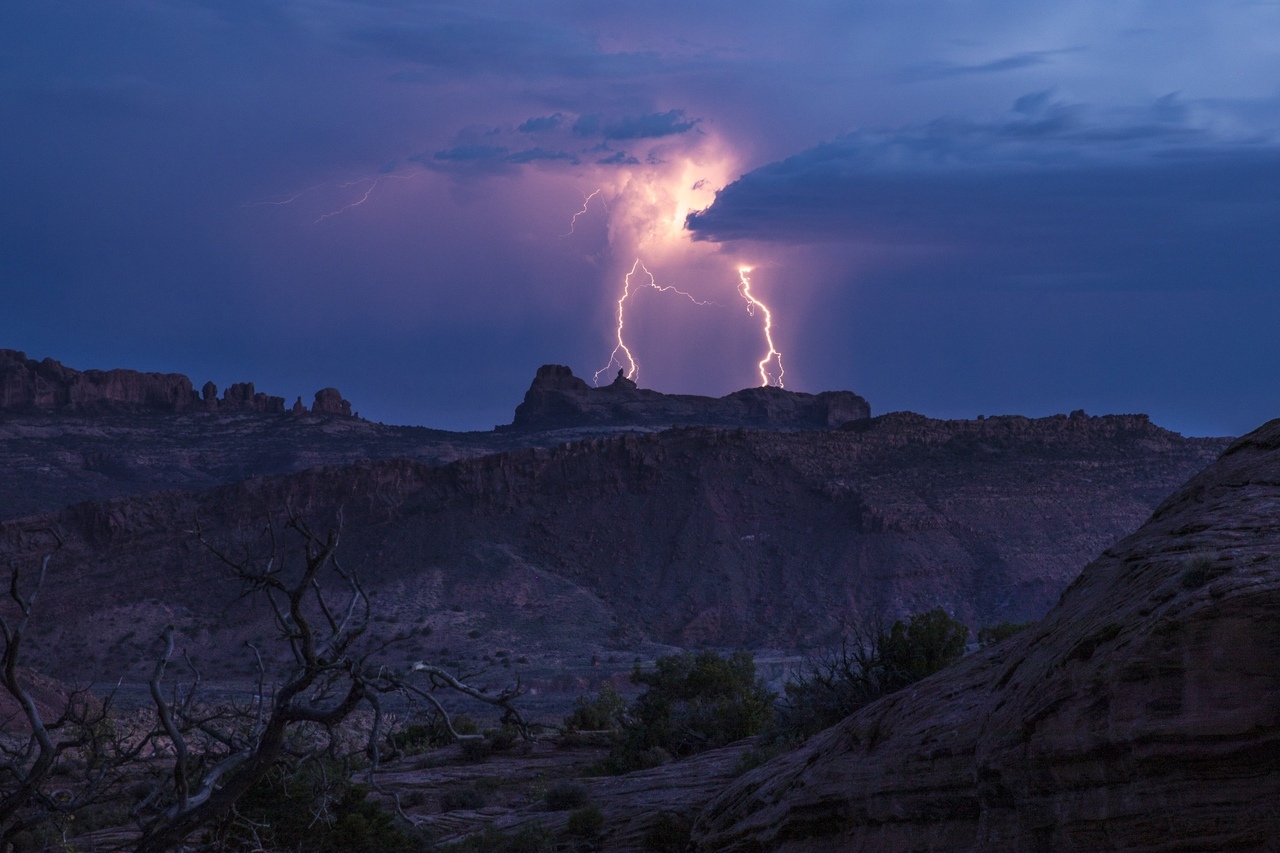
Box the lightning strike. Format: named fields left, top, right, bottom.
left=563, top=188, right=603, bottom=236
left=737, top=267, right=785, bottom=388
left=594, top=259, right=714, bottom=386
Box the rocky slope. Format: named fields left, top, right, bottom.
left=692, top=418, right=1280, bottom=851
left=0, top=412, right=1227, bottom=686
left=505, top=364, right=871, bottom=431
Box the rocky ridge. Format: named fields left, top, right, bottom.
left=504, top=364, right=871, bottom=431
left=691, top=418, right=1280, bottom=851
left=0, top=412, right=1228, bottom=686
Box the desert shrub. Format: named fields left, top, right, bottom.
left=642, top=811, right=693, bottom=852
left=604, top=651, right=774, bottom=772
left=395, top=713, right=479, bottom=755
left=567, top=804, right=605, bottom=837
left=977, top=620, right=1035, bottom=647
left=879, top=608, right=969, bottom=690
left=460, top=738, right=493, bottom=763
left=440, top=785, right=488, bottom=812
left=487, top=726, right=519, bottom=752
left=207, top=762, right=429, bottom=853
left=563, top=682, right=627, bottom=732
left=780, top=609, right=969, bottom=738
left=543, top=782, right=590, bottom=811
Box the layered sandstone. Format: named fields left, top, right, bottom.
left=504, top=364, right=871, bottom=431
left=692, top=418, right=1280, bottom=851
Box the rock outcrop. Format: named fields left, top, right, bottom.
left=311, top=387, right=352, bottom=416
left=0, top=349, right=352, bottom=419
left=0, top=349, right=198, bottom=413
left=692, top=419, right=1280, bottom=851
left=503, top=364, right=871, bottom=431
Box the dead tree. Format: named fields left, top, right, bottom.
left=132, top=513, right=380, bottom=852
left=133, top=511, right=531, bottom=852
left=0, top=532, right=143, bottom=846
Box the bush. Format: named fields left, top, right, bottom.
left=567, top=805, right=605, bottom=837
left=879, top=608, right=969, bottom=690
left=209, top=762, right=430, bottom=853
left=563, top=683, right=627, bottom=732
left=395, top=713, right=479, bottom=755
left=781, top=609, right=969, bottom=738
left=543, top=782, right=590, bottom=811
left=602, top=651, right=774, bottom=773
left=460, top=738, right=492, bottom=763
left=642, top=812, right=693, bottom=852
left=977, top=621, right=1035, bottom=647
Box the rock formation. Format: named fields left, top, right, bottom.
left=691, top=418, right=1280, bottom=851
left=0, top=349, right=351, bottom=419
left=503, top=364, right=871, bottom=431
left=311, top=387, right=352, bottom=416
left=1, top=348, right=198, bottom=413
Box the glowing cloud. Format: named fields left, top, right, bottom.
left=737, top=266, right=784, bottom=387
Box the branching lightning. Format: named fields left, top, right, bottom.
left=244, top=171, right=422, bottom=222
left=594, top=259, right=714, bottom=386
left=563, top=188, right=603, bottom=237
left=737, top=266, right=785, bottom=388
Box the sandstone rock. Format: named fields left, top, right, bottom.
left=692, top=418, right=1280, bottom=852
left=291, top=395, right=307, bottom=415
left=218, top=381, right=285, bottom=414
left=201, top=381, right=218, bottom=411
left=504, top=364, right=871, bottom=431
left=0, top=349, right=198, bottom=413
left=311, top=387, right=352, bottom=417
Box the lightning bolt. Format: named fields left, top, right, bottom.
left=594, top=259, right=714, bottom=386
left=563, top=188, right=603, bottom=237
left=243, top=171, right=423, bottom=222
left=737, top=267, right=784, bottom=388
left=241, top=182, right=328, bottom=207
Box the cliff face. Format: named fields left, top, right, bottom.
left=505, top=364, right=871, bottom=431
left=0, top=412, right=1227, bottom=683
left=0, top=349, right=200, bottom=413
left=692, top=419, right=1280, bottom=852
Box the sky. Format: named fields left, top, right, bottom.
left=2, top=2, right=1279, bottom=435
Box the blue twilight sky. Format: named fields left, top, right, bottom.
left=2, top=1, right=1279, bottom=434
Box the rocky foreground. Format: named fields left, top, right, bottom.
left=690, top=418, right=1280, bottom=851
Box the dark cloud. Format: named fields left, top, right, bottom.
left=687, top=96, right=1280, bottom=291
left=596, top=151, right=640, bottom=165
left=573, top=109, right=699, bottom=140
left=352, top=11, right=657, bottom=80
left=901, top=50, right=1062, bottom=82
left=431, top=144, right=509, bottom=162
left=506, top=147, right=579, bottom=164
left=517, top=113, right=564, bottom=133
